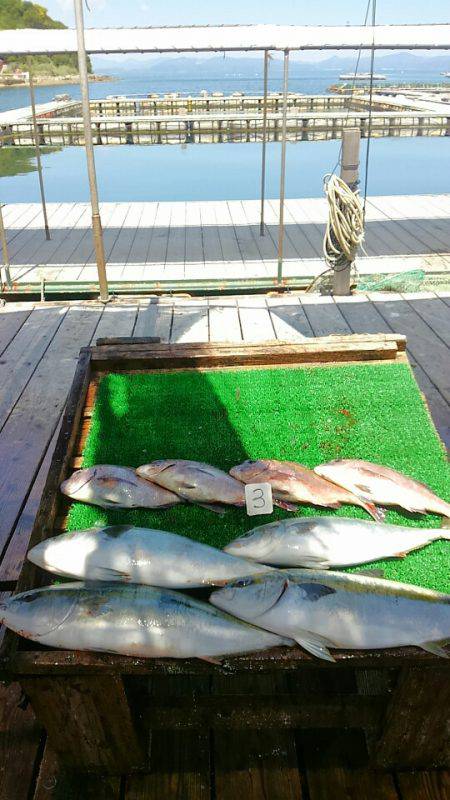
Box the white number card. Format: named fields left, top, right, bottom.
left=245, top=483, right=273, bottom=516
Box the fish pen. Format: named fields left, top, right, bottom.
left=1, top=334, right=449, bottom=774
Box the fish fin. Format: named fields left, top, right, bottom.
left=90, top=566, right=131, bottom=582
left=299, top=583, right=336, bottom=602
left=420, top=641, right=449, bottom=659
left=355, top=568, right=385, bottom=578
left=364, top=502, right=385, bottom=522
left=199, top=655, right=223, bottom=665
left=298, top=558, right=330, bottom=569
left=326, top=502, right=341, bottom=510
left=294, top=630, right=336, bottom=662
left=273, top=499, right=299, bottom=512
left=196, top=502, right=227, bottom=515
left=394, top=551, right=408, bottom=559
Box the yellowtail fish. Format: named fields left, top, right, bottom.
left=61, top=465, right=181, bottom=509
left=211, top=569, right=450, bottom=662
left=137, top=460, right=245, bottom=512
left=230, top=459, right=381, bottom=519
left=315, top=459, right=450, bottom=517
left=0, top=582, right=291, bottom=662
left=224, top=516, right=450, bottom=568
left=28, top=525, right=272, bottom=588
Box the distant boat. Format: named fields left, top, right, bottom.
left=339, top=72, right=386, bottom=81
left=441, top=72, right=450, bottom=78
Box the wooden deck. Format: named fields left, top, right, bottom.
left=0, top=290, right=449, bottom=798
left=2, top=194, right=450, bottom=291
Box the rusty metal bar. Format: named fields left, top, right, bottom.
left=28, top=61, right=50, bottom=240
left=277, top=49, right=290, bottom=284
left=74, top=0, right=109, bottom=303
left=0, top=203, right=12, bottom=289
left=260, top=50, right=269, bottom=236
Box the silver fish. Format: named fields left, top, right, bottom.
left=61, top=465, right=181, bottom=509
left=137, top=460, right=245, bottom=511
left=230, top=459, right=380, bottom=519
left=211, top=569, right=450, bottom=662
left=315, top=459, right=450, bottom=517
left=0, top=582, right=291, bottom=661
left=28, top=525, right=272, bottom=588
left=224, top=516, right=450, bottom=568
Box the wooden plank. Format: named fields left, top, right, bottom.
left=0, top=683, right=43, bottom=800
left=301, top=730, right=398, bottom=800
left=402, top=292, right=450, bottom=347
left=0, top=306, right=68, bottom=433
left=375, top=666, right=450, bottom=768
left=93, top=303, right=138, bottom=341
left=134, top=299, right=173, bottom=342
left=126, top=202, right=158, bottom=266
left=185, top=201, right=205, bottom=265
left=267, top=295, right=314, bottom=340
left=0, top=307, right=32, bottom=356
left=147, top=201, right=171, bottom=265
left=300, top=295, right=352, bottom=336
left=395, top=770, right=450, bottom=800
left=170, top=298, right=209, bottom=343
left=213, top=201, right=243, bottom=263
left=0, top=305, right=102, bottom=554
left=0, top=422, right=60, bottom=583
left=200, top=200, right=224, bottom=263
left=208, top=296, right=242, bottom=342
left=125, top=732, right=210, bottom=800
left=237, top=295, right=275, bottom=342
left=33, top=745, right=121, bottom=800
left=165, top=201, right=186, bottom=266
left=21, top=675, right=145, bottom=773
left=214, top=730, right=303, bottom=800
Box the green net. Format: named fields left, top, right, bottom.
left=356, top=270, right=425, bottom=292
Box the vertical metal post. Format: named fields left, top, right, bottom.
left=74, top=0, right=109, bottom=302
left=333, top=127, right=361, bottom=296
left=28, top=61, right=51, bottom=240
left=0, top=204, right=12, bottom=289
left=277, top=49, right=289, bottom=285
left=259, top=50, right=269, bottom=236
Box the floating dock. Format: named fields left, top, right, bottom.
left=2, top=91, right=450, bottom=146
left=2, top=194, right=449, bottom=293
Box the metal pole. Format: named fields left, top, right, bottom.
left=73, top=0, right=109, bottom=302
left=28, top=60, right=50, bottom=240
left=0, top=204, right=12, bottom=289
left=333, top=127, right=361, bottom=296
left=259, top=50, right=269, bottom=236
left=277, top=49, right=289, bottom=285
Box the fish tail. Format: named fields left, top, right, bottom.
left=360, top=500, right=385, bottom=522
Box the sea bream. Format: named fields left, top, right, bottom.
left=224, top=516, right=450, bottom=569
left=230, top=459, right=380, bottom=519
left=61, top=465, right=181, bottom=509
left=314, top=459, right=450, bottom=517
left=211, top=569, right=450, bottom=662
left=28, top=525, right=272, bottom=588
left=0, top=582, right=291, bottom=661
left=136, top=460, right=245, bottom=512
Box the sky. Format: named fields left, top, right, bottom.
left=44, top=0, right=450, bottom=30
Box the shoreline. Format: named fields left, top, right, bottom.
left=0, top=74, right=114, bottom=89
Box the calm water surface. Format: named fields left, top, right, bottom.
left=1, top=70, right=449, bottom=203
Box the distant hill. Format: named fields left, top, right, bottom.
left=92, top=51, right=450, bottom=79
left=0, top=0, right=91, bottom=75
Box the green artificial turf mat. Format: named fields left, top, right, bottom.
left=66, top=362, right=450, bottom=593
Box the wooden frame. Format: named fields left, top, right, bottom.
left=2, top=334, right=449, bottom=772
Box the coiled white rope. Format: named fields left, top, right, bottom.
left=323, top=173, right=365, bottom=271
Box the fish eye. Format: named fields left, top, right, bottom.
left=235, top=578, right=253, bottom=588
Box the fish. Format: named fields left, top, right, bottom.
left=210, top=569, right=450, bottom=662
left=60, top=465, right=181, bottom=509
left=136, top=460, right=245, bottom=512
left=223, top=516, right=450, bottom=568
left=0, top=582, right=292, bottom=661
left=28, top=524, right=272, bottom=588
left=229, top=459, right=381, bottom=519
left=314, top=459, right=450, bottom=518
